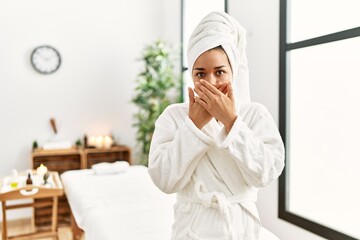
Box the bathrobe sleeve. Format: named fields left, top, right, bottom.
left=148, top=105, right=215, bottom=194
left=217, top=103, right=285, bottom=188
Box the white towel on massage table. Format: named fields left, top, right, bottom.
left=91, top=160, right=129, bottom=174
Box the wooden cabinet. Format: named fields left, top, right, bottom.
left=84, top=146, right=132, bottom=169
left=31, top=145, right=131, bottom=229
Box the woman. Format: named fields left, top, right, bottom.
left=148, top=11, right=285, bottom=240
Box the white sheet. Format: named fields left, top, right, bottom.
left=61, top=165, right=176, bottom=240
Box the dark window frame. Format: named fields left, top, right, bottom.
left=278, top=0, right=360, bottom=239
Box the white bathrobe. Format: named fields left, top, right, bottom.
left=148, top=102, right=284, bottom=240
left=148, top=11, right=285, bottom=240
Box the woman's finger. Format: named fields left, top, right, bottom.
left=195, top=96, right=208, bottom=109
left=200, top=80, right=221, bottom=95
left=218, top=82, right=229, bottom=94
left=188, top=87, right=195, bottom=104
left=195, top=83, right=211, bottom=103
left=227, top=82, right=235, bottom=102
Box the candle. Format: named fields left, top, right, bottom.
left=103, top=136, right=113, bottom=148
left=37, top=164, right=48, bottom=179
left=88, top=135, right=113, bottom=148
left=88, top=136, right=96, bottom=147
left=95, top=136, right=104, bottom=148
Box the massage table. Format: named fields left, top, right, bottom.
left=61, top=165, right=176, bottom=240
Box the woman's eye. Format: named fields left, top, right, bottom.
left=216, top=70, right=225, bottom=76
left=196, top=72, right=205, bottom=78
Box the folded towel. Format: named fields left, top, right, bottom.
left=187, top=11, right=251, bottom=112
left=43, top=141, right=72, bottom=150
left=92, top=161, right=130, bottom=175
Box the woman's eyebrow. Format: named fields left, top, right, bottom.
left=214, top=65, right=226, bottom=69
left=194, top=65, right=227, bottom=71
left=194, top=67, right=205, bottom=71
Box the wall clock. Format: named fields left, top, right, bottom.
left=30, top=45, right=61, bottom=74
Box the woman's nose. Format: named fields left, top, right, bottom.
left=204, top=74, right=216, bottom=84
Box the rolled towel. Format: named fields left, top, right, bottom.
left=42, top=141, right=72, bottom=150
left=92, top=161, right=130, bottom=174
left=187, top=11, right=251, bottom=112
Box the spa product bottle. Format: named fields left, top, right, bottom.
left=10, top=169, right=19, bottom=188
left=26, top=173, right=33, bottom=185
left=84, top=135, right=88, bottom=148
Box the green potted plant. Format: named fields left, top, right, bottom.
left=132, top=40, right=179, bottom=166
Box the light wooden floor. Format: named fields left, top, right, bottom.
left=0, top=218, right=76, bottom=240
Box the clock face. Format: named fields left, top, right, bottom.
left=31, top=45, right=61, bottom=74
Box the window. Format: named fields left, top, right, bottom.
left=180, top=0, right=227, bottom=102
left=279, top=0, right=360, bottom=239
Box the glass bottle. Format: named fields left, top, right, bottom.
left=26, top=172, right=33, bottom=185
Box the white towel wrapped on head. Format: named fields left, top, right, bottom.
left=92, top=161, right=130, bottom=175
left=187, top=11, right=251, bottom=112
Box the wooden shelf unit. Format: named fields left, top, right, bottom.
left=31, top=145, right=132, bottom=229
left=84, top=146, right=132, bottom=169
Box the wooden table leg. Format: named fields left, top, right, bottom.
left=51, top=196, right=58, bottom=239
left=2, top=201, right=8, bottom=240
left=71, top=210, right=84, bottom=240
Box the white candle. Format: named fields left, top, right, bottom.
left=88, top=136, right=96, bottom=147
left=37, top=164, right=48, bottom=178
left=103, top=136, right=113, bottom=148
left=95, top=136, right=104, bottom=148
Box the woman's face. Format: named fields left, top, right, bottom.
left=192, top=48, right=232, bottom=85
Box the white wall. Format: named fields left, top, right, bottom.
left=0, top=0, right=166, bottom=220
left=0, top=0, right=168, bottom=170
left=229, top=0, right=325, bottom=239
